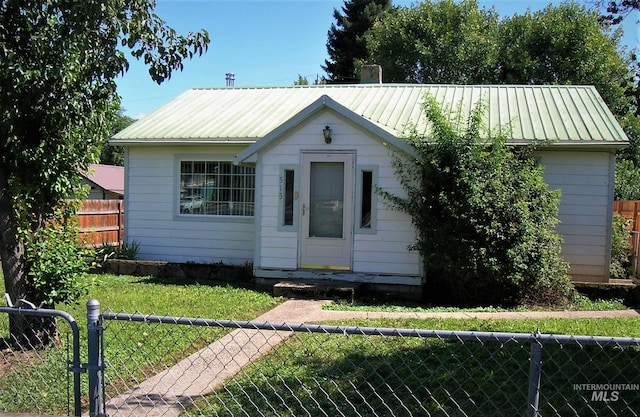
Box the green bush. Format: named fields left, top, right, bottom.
left=614, top=159, right=640, bottom=200
left=26, top=200, right=93, bottom=307
left=610, top=213, right=634, bottom=279
left=382, top=95, right=574, bottom=307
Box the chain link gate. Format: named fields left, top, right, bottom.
left=0, top=296, right=83, bottom=416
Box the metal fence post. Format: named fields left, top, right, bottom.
left=527, top=333, right=543, bottom=417
left=87, top=299, right=105, bottom=417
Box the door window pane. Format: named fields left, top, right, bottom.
left=309, top=162, right=343, bottom=238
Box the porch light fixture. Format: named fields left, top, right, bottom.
left=323, top=125, right=332, bottom=144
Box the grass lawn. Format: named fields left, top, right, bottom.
left=323, top=296, right=629, bottom=313
left=63, top=273, right=283, bottom=319
left=1, top=272, right=639, bottom=416
left=0, top=273, right=282, bottom=415
left=185, top=317, right=640, bottom=417
left=189, top=320, right=640, bottom=417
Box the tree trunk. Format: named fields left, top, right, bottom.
left=0, top=166, right=57, bottom=349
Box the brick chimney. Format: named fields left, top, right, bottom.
left=360, top=64, right=382, bottom=84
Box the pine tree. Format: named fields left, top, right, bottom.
left=323, top=0, right=391, bottom=84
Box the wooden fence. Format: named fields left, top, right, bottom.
left=613, top=200, right=640, bottom=231
left=77, top=199, right=124, bottom=247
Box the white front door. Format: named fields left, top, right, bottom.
left=299, top=152, right=354, bottom=270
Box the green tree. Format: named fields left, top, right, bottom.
left=294, top=74, right=310, bottom=85
left=610, top=213, right=634, bottom=278
left=323, top=0, right=391, bottom=83
left=595, top=0, right=640, bottom=200
left=598, top=0, right=640, bottom=25
left=615, top=159, right=640, bottom=199
left=381, top=96, right=574, bottom=307
left=614, top=114, right=640, bottom=199
left=497, top=3, right=633, bottom=115
left=101, top=109, right=135, bottom=166
left=364, top=0, right=500, bottom=83
left=364, top=1, right=632, bottom=110
left=0, top=0, right=209, bottom=347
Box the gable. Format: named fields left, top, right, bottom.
left=236, top=95, right=417, bottom=163
left=112, top=84, right=629, bottom=147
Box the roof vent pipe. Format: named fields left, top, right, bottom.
left=225, top=73, right=235, bottom=86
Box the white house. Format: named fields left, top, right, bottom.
left=112, top=84, right=628, bottom=291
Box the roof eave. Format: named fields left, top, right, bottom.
left=109, top=138, right=258, bottom=146
left=505, top=139, right=628, bottom=150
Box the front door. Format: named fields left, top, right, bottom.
left=299, top=152, right=354, bottom=270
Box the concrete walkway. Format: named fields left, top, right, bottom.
left=104, top=300, right=640, bottom=417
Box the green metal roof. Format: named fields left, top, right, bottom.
left=112, top=84, right=628, bottom=146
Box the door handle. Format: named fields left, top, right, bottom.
left=302, top=203, right=306, bottom=216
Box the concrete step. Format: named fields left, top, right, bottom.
left=608, top=278, right=637, bottom=286
left=273, top=279, right=360, bottom=304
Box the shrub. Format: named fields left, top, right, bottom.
left=96, top=240, right=140, bottom=261
left=610, top=213, right=634, bottom=279
left=26, top=200, right=93, bottom=307
left=381, top=95, right=574, bottom=307
left=614, top=159, right=640, bottom=200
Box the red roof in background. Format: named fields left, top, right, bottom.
left=86, top=164, right=124, bottom=195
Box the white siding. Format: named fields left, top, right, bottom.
left=256, top=110, right=422, bottom=281
left=125, top=145, right=255, bottom=265
left=124, top=126, right=614, bottom=284
left=539, top=151, right=614, bottom=282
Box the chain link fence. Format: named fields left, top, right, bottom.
left=100, top=311, right=640, bottom=417
left=1, top=300, right=639, bottom=417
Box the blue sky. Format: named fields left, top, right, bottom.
left=116, top=0, right=639, bottom=118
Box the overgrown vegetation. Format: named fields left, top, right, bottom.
left=380, top=95, right=575, bottom=308
left=3, top=198, right=96, bottom=346
left=614, top=159, right=640, bottom=200
left=610, top=213, right=635, bottom=278
left=26, top=200, right=94, bottom=308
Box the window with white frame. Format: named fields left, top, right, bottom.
left=179, top=160, right=255, bottom=216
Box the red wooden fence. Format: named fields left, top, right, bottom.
left=613, top=200, right=640, bottom=273
left=613, top=200, right=640, bottom=232
left=77, top=199, right=124, bottom=247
